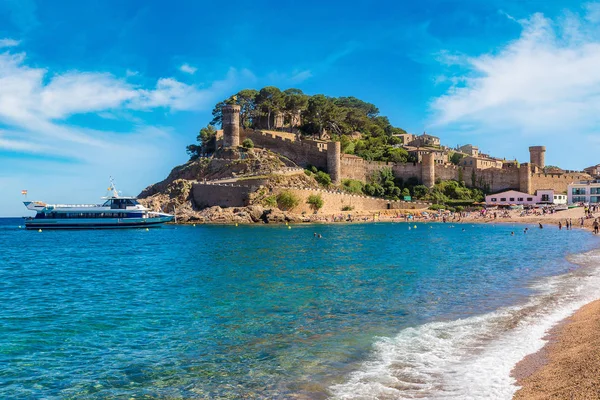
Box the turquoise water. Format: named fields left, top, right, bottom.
left=1, top=218, right=598, bottom=399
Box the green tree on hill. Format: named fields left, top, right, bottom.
left=186, top=124, right=217, bottom=158
left=256, top=86, right=284, bottom=130
left=283, top=89, right=309, bottom=132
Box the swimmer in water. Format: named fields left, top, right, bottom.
left=511, top=231, right=515, bottom=236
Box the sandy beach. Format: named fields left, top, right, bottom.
left=512, top=299, right=600, bottom=399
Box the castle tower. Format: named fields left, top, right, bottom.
left=222, top=104, right=241, bottom=148
left=529, top=146, right=546, bottom=169
left=327, top=141, right=341, bottom=184
left=519, top=163, right=532, bottom=194
left=422, top=152, right=435, bottom=188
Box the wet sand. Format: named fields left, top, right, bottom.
left=512, top=299, right=600, bottom=399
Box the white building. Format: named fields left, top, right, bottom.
left=485, top=189, right=566, bottom=206
left=567, top=180, right=600, bottom=204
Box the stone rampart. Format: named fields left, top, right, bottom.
left=464, top=167, right=521, bottom=192
left=192, top=182, right=256, bottom=208
left=434, top=164, right=460, bottom=181
left=530, top=172, right=591, bottom=194
left=241, top=129, right=328, bottom=169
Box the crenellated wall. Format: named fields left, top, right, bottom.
left=241, top=129, right=328, bottom=169
left=235, top=125, right=589, bottom=195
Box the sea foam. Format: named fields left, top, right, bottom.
left=330, top=249, right=600, bottom=399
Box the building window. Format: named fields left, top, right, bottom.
left=527, top=197, right=533, bottom=201
left=517, top=197, right=524, bottom=201
left=509, top=198, right=515, bottom=201
left=500, top=198, right=506, bottom=201
left=491, top=198, right=497, bottom=202
left=591, top=187, right=600, bottom=194
left=572, top=188, right=586, bottom=195
left=573, top=196, right=587, bottom=203
left=591, top=196, right=600, bottom=203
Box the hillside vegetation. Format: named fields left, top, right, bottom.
left=187, top=86, right=413, bottom=163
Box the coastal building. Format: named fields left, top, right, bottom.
left=394, top=133, right=415, bottom=145
left=458, top=144, right=479, bottom=157
left=485, top=189, right=565, bottom=206
left=567, top=180, right=600, bottom=204
left=408, top=133, right=440, bottom=148
left=584, top=164, right=600, bottom=177
left=460, top=156, right=503, bottom=170
left=404, top=147, right=447, bottom=164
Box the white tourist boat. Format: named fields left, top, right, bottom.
left=23, top=180, right=174, bottom=230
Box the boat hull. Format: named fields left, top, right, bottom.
left=24, top=216, right=174, bottom=230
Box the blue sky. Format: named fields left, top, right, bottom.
left=2, top=0, right=600, bottom=216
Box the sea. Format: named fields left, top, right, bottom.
left=1, top=217, right=599, bottom=399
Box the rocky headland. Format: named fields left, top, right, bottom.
left=138, top=147, right=324, bottom=224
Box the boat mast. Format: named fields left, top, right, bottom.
left=108, top=177, right=120, bottom=198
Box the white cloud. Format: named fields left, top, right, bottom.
left=0, top=50, right=249, bottom=150
left=0, top=38, right=20, bottom=47
left=430, top=5, right=600, bottom=168
left=179, top=63, right=197, bottom=74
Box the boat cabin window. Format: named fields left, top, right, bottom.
left=102, top=199, right=139, bottom=209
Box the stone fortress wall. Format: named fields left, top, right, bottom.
left=191, top=181, right=429, bottom=213
left=240, top=129, right=329, bottom=170
left=222, top=107, right=591, bottom=195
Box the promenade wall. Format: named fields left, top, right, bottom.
left=269, top=187, right=430, bottom=214
left=192, top=181, right=429, bottom=213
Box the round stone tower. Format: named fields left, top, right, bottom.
left=327, top=141, right=341, bottom=184
left=529, top=146, right=546, bottom=169
left=422, top=152, right=435, bottom=188
left=519, top=163, right=532, bottom=194
left=222, top=104, right=241, bottom=148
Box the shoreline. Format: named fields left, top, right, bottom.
left=512, top=299, right=600, bottom=399
left=173, top=205, right=598, bottom=233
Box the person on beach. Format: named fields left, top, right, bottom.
left=539, top=223, right=543, bottom=229
left=594, top=219, right=599, bottom=235
left=558, top=221, right=562, bottom=230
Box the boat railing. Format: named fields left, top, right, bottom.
left=50, top=204, right=100, bottom=208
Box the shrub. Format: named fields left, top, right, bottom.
left=307, top=194, right=324, bottom=212
left=342, top=205, right=354, bottom=211
left=304, top=169, right=313, bottom=177
left=315, top=171, right=332, bottom=187
left=276, top=191, right=300, bottom=210
left=263, top=195, right=277, bottom=207
left=310, top=165, right=318, bottom=174
left=412, top=185, right=429, bottom=199
left=342, top=179, right=364, bottom=194
left=242, top=138, right=254, bottom=148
